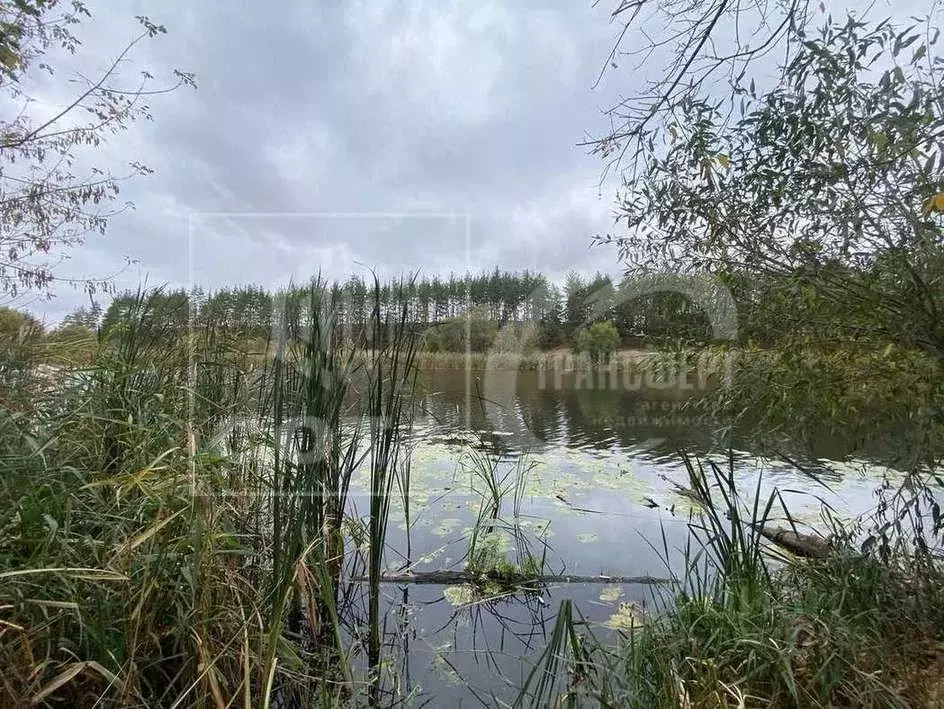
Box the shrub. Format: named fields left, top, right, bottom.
left=572, top=320, right=620, bottom=365
left=0, top=306, right=42, bottom=344
left=0, top=307, right=43, bottom=410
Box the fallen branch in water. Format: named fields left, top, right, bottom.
left=759, top=526, right=832, bottom=559
left=350, top=570, right=676, bottom=585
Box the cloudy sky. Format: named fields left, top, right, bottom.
left=16, top=0, right=631, bottom=321
left=14, top=0, right=913, bottom=321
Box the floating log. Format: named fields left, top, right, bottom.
left=351, top=571, right=675, bottom=585
left=759, top=526, right=831, bottom=559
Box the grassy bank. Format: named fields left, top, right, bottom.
left=414, top=348, right=646, bottom=371
left=0, top=286, right=421, bottom=707
left=411, top=347, right=735, bottom=376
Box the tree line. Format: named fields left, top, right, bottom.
left=7, top=262, right=903, bottom=355
left=86, top=271, right=718, bottom=351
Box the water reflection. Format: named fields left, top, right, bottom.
left=416, top=368, right=910, bottom=467
left=418, top=369, right=717, bottom=462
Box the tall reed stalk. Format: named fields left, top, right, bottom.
left=364, top=278, right=418, bottom=673
left=264, top=283, right=361, bottom=641
left=253, top=278, right=419, bottom=701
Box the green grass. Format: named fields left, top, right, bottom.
left=461, top=446, right=548, bottom=593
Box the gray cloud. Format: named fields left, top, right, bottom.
left=9, top=2, right=674, bottom=320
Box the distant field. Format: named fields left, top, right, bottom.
left=412, top=346, right=733, bottom=369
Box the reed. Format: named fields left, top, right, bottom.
left=462, top=446, right=547, bottom=587
left=364, top=277, right=419, bottom=674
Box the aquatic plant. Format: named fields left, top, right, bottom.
left=462, top=447, right=549, bottom=592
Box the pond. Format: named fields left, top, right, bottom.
left=340, top=367, right=896, bottom=706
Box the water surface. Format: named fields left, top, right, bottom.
left=340, top=368, right=895, bottom=705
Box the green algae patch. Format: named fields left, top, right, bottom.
left=443, top=584, right=475, bottom=607
left=599, top=585, right=624, bottom=603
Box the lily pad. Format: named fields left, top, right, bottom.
left=431, top=518, right=462, bottom=536
left=576, top=533, right=600, bottom=544
left=443, top=584, right=475, bottom=607
left=599, top=585, right=624, bottom=603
